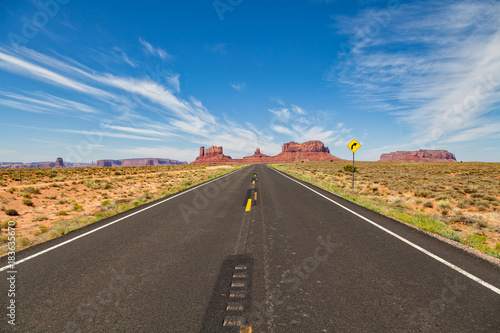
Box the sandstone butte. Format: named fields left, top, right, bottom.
left=190, top=140, right=344, bottom=165
left=379, top=150, right=457, bottom=162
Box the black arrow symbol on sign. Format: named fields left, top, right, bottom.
left=351, top=143, right=358, bottom=150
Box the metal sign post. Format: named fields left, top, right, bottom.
left=352, top=152, right=355, bottom=189
left=347, top=139, right=361, bottom=190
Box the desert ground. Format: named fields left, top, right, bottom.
left=272, top=161, right=500, bottom=258
left=0, top=164, right=241, bottom=256
left=2, top=161, right=499, bottom=259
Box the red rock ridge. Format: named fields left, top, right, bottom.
left=379, top=150, right=457, bottom=162
left=190, top=141, right=343, bottom=164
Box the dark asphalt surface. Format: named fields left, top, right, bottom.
left=1, top=164, right=499, bottom=332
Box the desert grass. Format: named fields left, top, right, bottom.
left=271, top=161, right=500, bottom=258
left=0, top=164, right=244, bottom=256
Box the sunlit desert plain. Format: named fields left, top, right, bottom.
left=0, top=164, right=240, bottom=256
left=272, top=161, right=500, bottom=258
left=2, top=161, right=499, bottom=259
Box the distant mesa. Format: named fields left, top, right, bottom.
left=273, top=140, right=342, bottom=162
left=0, top=157, right=187, bottom=169
left=95, top=158, right=188, bottom=167
left=282, top=141, right=330, bottom=153
left=379, top=150, right=457, bottom=162
left=190, top=140, right=343, bottom=165
left=0, top=157, right=67, bottom=169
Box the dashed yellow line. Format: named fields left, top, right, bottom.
left=240, top=326, right=252, bottom=333
left=245, top=199, right=252, bottom=211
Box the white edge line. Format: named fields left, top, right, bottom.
left=268, top=166, right=500, bottom=296
left=0, top=166, right=249, bottom=272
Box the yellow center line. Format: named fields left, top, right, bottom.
left=245, top=199, right=252, bottom=211
left=254, top=191, right=257, bottom=201
left=240, top=326, right=252, bottom=333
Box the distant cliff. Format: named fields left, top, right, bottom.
left=380, top=150, right=457, bottom=162
left=0, top=158, right=69, bottom=168
left=96, top=158, right=187, bottom=167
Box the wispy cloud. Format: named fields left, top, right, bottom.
left=0, top=48, right=114, bottom=99
left=270, top=124, right=293, bottom=136
left=268, top=102, right=349, bottom=147
left=445, top=122, right=500, bottom=144
left=29, top=138, right=104, bottom=149
left=139, top=38, right=170, bottom=60
left=0, top=91, right=99, bottom=114
left=231, top=82, right=245, bottom=91
left=88, top=47, right=137, bottom=67
left=0, top=46, right=281, bottom=158
left=206, top=43, right=227, bottom=54
left=12, top=124, right=166, bottom=141
left=327, top=0, right=500, bottom=150
left=100, top=124, right=178, bottom=138
left=166, top=73, right=180, bottom=93
left=117, top=146, right=195, bottom=162
left=56, top=129, right=164, bottom=141
left=0, top=148, right=15, bottom=154
left=291, top=104, right=307, bottom=115
left=269, top=107, right=290, bottom=122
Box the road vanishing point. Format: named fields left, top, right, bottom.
left=1, top=164, right=499, bottom=332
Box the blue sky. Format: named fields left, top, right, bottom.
left=0, top=0, right=499, bottom=163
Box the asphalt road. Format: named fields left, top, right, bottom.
left=1, top=164, right=499, bottom=332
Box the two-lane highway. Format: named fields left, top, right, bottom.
left=1, top=164, right=499, bottom=332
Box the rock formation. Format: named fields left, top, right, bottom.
left=0, top=158, right=71, bottom=169
left=55, top=157, right=65, bottom=167
left=282, top=141, right=330, bottom=153
left=95, top=158, right=188, bottom=167
left=205, top=146, right=224, bottom=158
left=379, top=150, right=457, bottom=162
left=241, top=148, right=273, bottom=163
left=273, top=141, right=342, bottom=163
left=0, top=157, right=181, bottom=169
left=190, top=140, right=343, bottom=164
left=191, top=146, right=233, bottom=165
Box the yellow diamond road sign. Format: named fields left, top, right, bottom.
left=347, top=139, right=361, bottom=153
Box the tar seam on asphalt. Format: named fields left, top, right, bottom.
left=200, top=254, right=253, bottom=332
